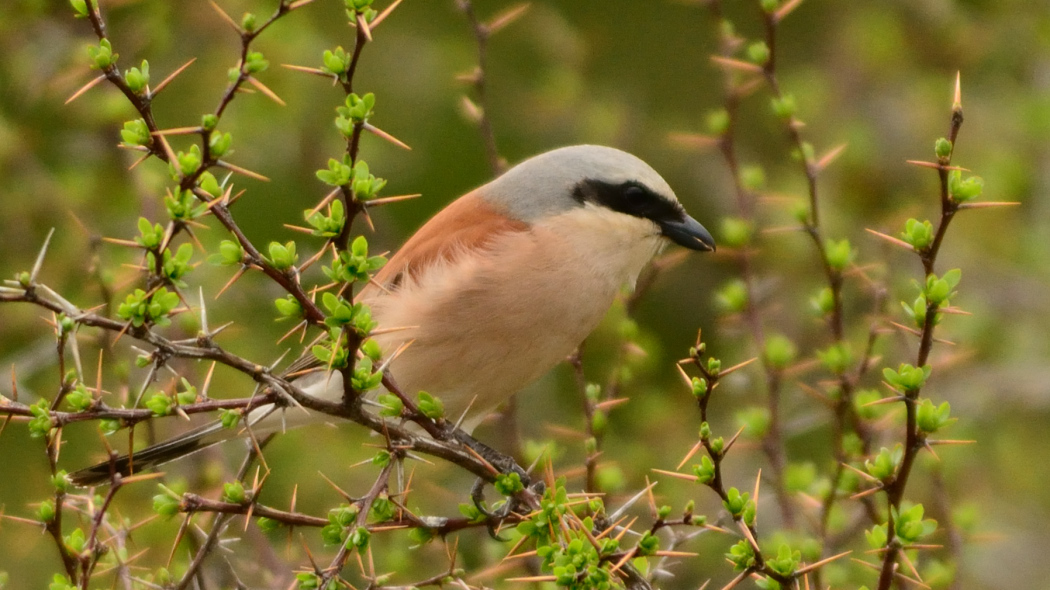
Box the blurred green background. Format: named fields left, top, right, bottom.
left=1, top=0, right=1048, bottom=588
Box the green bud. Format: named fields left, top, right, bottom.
left=274, top=295, right=303, bottom=318
left=38, top=499, right=56, bottom=522
left=934, top=137, right=952, bottom=160
left=257, top=516, right=280, bottom=532
left=735, top=406, right=770, bottom=439
left=584, top=436, right=598, bottom=455
left=377, top=393, right=404, bottom=418
left=720, top=217, right=753, bottom=248
left=267, top=241, right=298, bottom=270
left=717, top=280, right=748, bottom=313
left=124, top=60, right=150, bottom=94
left=901, top=218, right=934, bottom=250
left=916, top=399, right=953, bottom=433
left=64, top=528, right=87, bottom=555
left=241, top=12, right=257, bottom=32
left=595, top=464, right=626, bottom=492
left=322, top=46, right=349, bottom=77
left=894, top=503, right=937, bottom=543
left=784, top=462, right=816, bottom=493
left=706, top=109, right=731, bottom=135
left=864, top=445, right=903, bottom=481
left=220, top=408, right=241, bottom=429
left=707, top=357, right=721, bottom=374
left=747, top=42, right=770, bottom=65
left=70, top=0, right=90, bottom=18
left=99, top=418, right=121, bottom=435
left=590, top=410, right=607, bottom=435
left=152, top=489, right=181, bottom=519
left=791, top=200, right=810, bottom=224
left=120, top=119, right=151, bottom=147
left=771, top=94, right=796, bottom=119
left=201, top=114, right=218, bottom=131
left=222, top=480, right=246, bottom=504
left=691, top=376, right=708, bottom=398
left=417, top=391, right=444, bottom=420
left=637, top=531, right=660, bottom=556
left=722, top=487, right=751, bottom=518
left=865, top=523, right=888, bottom=549
left=692, top=456, right=716, bottom=486
left=817, top=342, right=852, bottom=375
left=408, top=527, right=435, bottom=545
left=948, top=170, right=984, bottom=203
left=243, top=51, right=269, bottom=75
left=824, top=238, right=854, bottom=272
left=882, top=363, right=931, bottom=392
left=699, top=421, right=711, bottom=440
left=347, top=526, right=370, bottom=550
left=87, top=38, right=117, bottom=70
left=495, top=472, right=525, bottom=496
left=764, top=334, right=796, bottom=370
left=209, top=132, right=233, bottom=158
left=740, top=165, right=766, bottom=191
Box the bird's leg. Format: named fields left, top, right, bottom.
left=469, top=477, right=510, bottom=541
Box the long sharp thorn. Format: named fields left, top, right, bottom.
left=676, top=439, right=704, bottom=471
left=216, top=160, right=270, bottom=182
left=709, top=55, right=764, bottom=74
left=816, top=143, right=848, bottom=171
left=953, top=71, right=962, bottom=112
left=364, top=193, right=422, bottom=207
left=363, top=123, right=411, bottom=150
left=722, top=425, right=747, bottom=453
left=453, top=395, right=479, bottom=430
left=30, top=228, right=56, bottom=283
left=155, top=134, right=180, bottom=172
left=719, top=570, right=750, bottom=590
left=720, top=357, right=758, bottom=376
left=865, top=228, right=915, bottom=251
left=370, top=0, right=404, bottom=29
left=957, top=201, right=1021, bottom=210
left=209, top=0, right=241, bottom=32
left=752, top=469, right=762, bottom=525
left=356, top=12, right=373, bottom=41
left=486, top=3, right=530, bottom=34
left=152, top=58, right=197, bottom=96
left=279, top=64, right=330, bottom=77
left=774, top=0, right=804, bottom=22
left=198, top=287, right=209, bottom=335
left=65, top=74, right=107, bottom=104
left=216, top=266, right=247, bottom=299
left=247, top=77, right=286, bottom=106
left=151, top=126, right=203, bottom=136
left=127, top=151, right=152, bottom=170
left=668, top=132, right=719, bottom=151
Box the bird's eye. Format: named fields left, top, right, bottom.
left=624, top=185, right=646, bottom=200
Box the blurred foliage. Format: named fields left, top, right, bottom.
left=0, top=0, right=1048, bottom=589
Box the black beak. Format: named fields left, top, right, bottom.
left=659, top=214, right=716, bottom=252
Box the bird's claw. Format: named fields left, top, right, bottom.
left=471, top=477, right=513, bottom=541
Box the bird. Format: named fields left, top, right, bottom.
left=69, top=145, right=715, bottom=486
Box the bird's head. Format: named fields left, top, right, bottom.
left=481, top=145, right=716, bottom=252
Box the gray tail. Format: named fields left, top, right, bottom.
left=69, top=421, right=227, bottom=487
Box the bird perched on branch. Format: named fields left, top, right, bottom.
left=70, top=145, right=715, bottom=486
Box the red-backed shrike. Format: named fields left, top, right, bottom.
left=71, top=145, right=714, bottom=485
